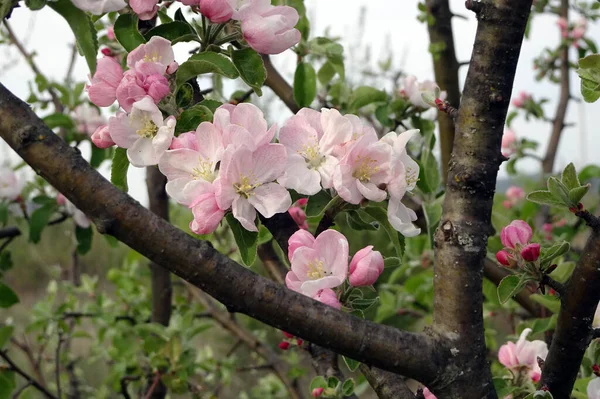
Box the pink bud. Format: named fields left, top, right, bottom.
left=501, top=129, right=517, bottom=156
left=240, top=6, right=301, bottom=55
left=505, top=186, right=525, bottom=202
left=312, top=388, right=324, bottom=397
left=282, top=331, right=294, bottom=339
left=296, top=198, right=308, bottom=207
left=87, top=56, right=123, bottom=108
left=312, top=288, right=341, bottom=310
left=143, top=73, right=171, bottom=103
left=288, top=206, right=308, bottom=230
left=101, top=47, right=113, bottom=57
left=296, top=339, right=303, bottom=346
left=56, top=193, right=67, bottom=206
left=557, top=17, right=568, bottom=30
left=500, top=220, right=532, bottom=249
left=572, top=26, right=586, bottom=40
left=91, top=125, right=115, bottom=149
left=521, top=243, right=541, bottom=262
left=130, top=0, right=158, bottom=20
left=348, top=246, right=384, bottom=286
left=115, top=71, right=147, bottom=113
left=496, top=250, right=513, bottom=267
left=107, top=25, right=115, bottom=41
left=423, top=388, right=438, bottom=399
left=502, top=200, right=513, bottom=209
left=543, top=223, right=553, bottom=233
left=189, top=193, right=225, bottom=235
left=166, top=61, right=179, bottom=75
left=199, top=0, right=234, bottom=23
left=554, top=218, right=567, bottom=228
left=278, top=341, right=290, bottom=350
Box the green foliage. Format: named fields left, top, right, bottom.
left=294, top=62, right=317, bottom=108
left=225, top=214, right=258, bottom=266
left=0, top=282, right=19, bottom=308
left=114, top=14, right=146, bottom=52
left=144, top=21, right=198, bottom=44
left=527, top=163, right=591, bottom=208
left=29, top=202, right=57, bottom=243
left=111, top=148, right=130, bottom=192
left=497, top=274, right=533, bottom=304
left=176, top=52, right=240, bottom=89
left=348, top=86, right=387, bottom=112
left=175, top=104, right=214, bottom=134
left=231, top=48, right=267, bottom=96
left=577, top=53, right=600, bottom=103
left=75, top=226, right=93, bottom=255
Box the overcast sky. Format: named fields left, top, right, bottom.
left=1, top=0, right=599, bottom=205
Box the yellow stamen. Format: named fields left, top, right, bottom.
left=192, top=158, right=216, bottom=182
left=234, top=175, right=259, bottom=198
left=136, top=119, right=158, bottom=139
left=306, top=260, right=327, bottom=279
left=352, top=156, right=380, bottom=182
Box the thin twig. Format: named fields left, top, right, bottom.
left=143, top=372, right=161, bottom=399
left=120, top=375, right=141, bottom=399
left=55, top=333, right=63, bottom=399
left=575, top=210, right=600, bottom=232
left=541, top=274, right=566, bottom=297
left=12, top=381, right=33, bottom=398
left=0, top=350, right=58, bottom=399
left=64, top=43, right=77, bottom=85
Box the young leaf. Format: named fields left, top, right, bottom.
left=342, top=379, right=356, bottom=397
left=114, top=14, right=146, bottom=52
left=176, top=52, right=239, bottom=88
left=25, top=0, right=46, bottom=11
left=310, top=376, right=328, bottom=391
left=0, top=282, right=19, bottom=308
left=362, top=206, right=404, bottom=258
left=346, top=210, right=378, bottom=231
left=175, top=105, right=214, bottom=134
left=294, top=62, right=317, bottom=108
left=305, top=190, right=333, bottom=217
left=75, top=226, right=93, bottom=255
left=317, top=61, right=337, bottom=85
left=561, top=163, right=580, bottom=190
left=547, top=176, right=571, bottom=205
left=111, top=148, right=130, bottom=192
left=526, top=190, right=565, bottom=207
left=231, top=48, right=267, bottom=96
left=48, top=0, right=98, bottom=74
left=540, top=241, right=570, bottom=269
left=225, top=214, right=258, bottom=266
left=576, top=54, right=600, bottom=103
left=530, top=294, right=561, bottom=314
left=342, top=356, right=360, bottom=372
left=43, top=113, right=74, bottom=129
left=497, top=274, right=527, bottom=304
left=348, top=86, right=387, bottom=111
left=568, top=184, right=590, bottom=205
left=29, top=203, right=57, bottom=243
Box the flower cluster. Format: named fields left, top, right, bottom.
left=511, top=91, right=532, bottom=109
left=496, top=220, right=541, bottom=267
left=498, top=328, right=548, bottom=383
left=557, top=17, right=587, bottom=47
left=399, top=75, right=446, bottom=109
left=503, top=186, right=525, bottom=209
left=285, top=229, right=384, bottom=307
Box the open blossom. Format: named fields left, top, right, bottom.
left=349, top=246, right=384, bottom=286
left=498, top=328, right=548, bottom=383
left=496, top=220, right=539, bottom=267
left=0, top=167, right=20, bottom=201
left=87, top=57, right=124, bottom=108
left=589, top=378, right=600, bottom=399
left=159, top=122, right=223, bottom=206
left=73, top=103, right=106, bottom=136
left=127, top=36, right=178, bottom=76
left=91, top=125, right=115, bottom=149
left=501, top=129, right=517, bottom=157
left=241, top=6, right=301, bottom=54
left=71, top=0, right=126, bottom=14
left=108, top=96, right=175, bottom=167
left=214, top=103, right=276, bottom=151
left=214, top=144, right=291, bottom=231
left=285, top=229, right=349, bottom=296
left=401, top=75, right=446, bottom=109
left=278, top=108, right=351, bottom=195
left=130, top=0, right=159, bottom=20
left=189, top=182, right=225, bottom=235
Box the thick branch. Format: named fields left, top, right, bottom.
left=0, top=83, right=440, bottom=383
left=483, top=259, right=540, bottom=317
left=431, top=1, right=533, bottom=397
left=542, top=0, right=570, bottom=174
left=541, top=230, right=600, bottom=396
left=359, top=364, right=416, bottom=399
left=425, top=0, right=461, bottom=184
left=261, top=55, right=300, bottom=114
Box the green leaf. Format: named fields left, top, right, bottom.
left=346, top=210, right=378, bottom=231
left=0, top=326, right=14, bottom=349
left=305, top=190, right=333, bottom=217
left=144, top=21, right=197, bottom=43
left=29, top=203, right=57, bottom=243
left=176, top=52, right=239, bottom=89
left=579, top=164, right=600, bottom=183
left=114, top=14, right=146, bottom=52
left=231, top=48, right=267, bottom=96
left=497, top=274, right=530, bottom=304
left=198, top=99, right=223, bottom=113
left=540, top=241, right=570, bottom=269
left=547, top=176, right=571, bottom=205
left=0, top=252, right=12, bottom=274
left=176, top=83, right=194, bottom=108
left=342, top=356, right=360, bottom=372
left=383, top=257, right=401, bottom=268
left=293, top=62, right=317, bottom=108
left=225, top=214, right=258, bottom=266
left=310, top=376, right=327, bottom=391
left=342, top=379, right=355, bottom=397
left=0, top=370, right=16, bottom=398
left=362, top=206, right=404, bottom=258
left=111, top=148, right=129, bottom=193
left=175, top=105, right=214, bottom=134
left=0, top=282, right=19, bottom=308
left=548, top=261, right=575, bottom=283
left=317, top=61, right=337, bottom=85
left=527, top=190, right=565, bottom=207
left=90, top=146, right=111, bottom=168
left=561, top=162, right=580, bottom=189
left=75, top=226, right=93, bottom=255
left=348, top=86, right=387, bottom=111
left=577, top=54, right=600, bottom=103
left=48, top=0, right=98, bottom=74
left=43, top=113, right=74, bottom=129
left=25, top=0, right=46, bottom=10
left=568, top=184, right=590, bottom=204
left=530, top=294, right=561, bottom=314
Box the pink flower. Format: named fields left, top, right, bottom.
left=387, top=198, right=420, bottom=237
left=200, top=0, right=234, bottom=23
left=588, top=378, right=600, bottom=399
left=380, top=129, right=420, bottom=199
left=349, top=246, right=384, bottom=286
left=278, top=108, right=350, bottom=195
left=289, top=206, right=308, bottom=230
left=91, top=125, right=115, bottom=149
left=142, top=73, right=171, bottom=102
left=127, top=37, right=178, bottom=76
left=501, top=129, right=517, bottom=156
left=333, top=135, right=393, bottom=205
left=498, top=328, right=548, bottom=382
left=73, top=103, right=106, bottom=136
left=572, top=26, right=586, bottom=40
left=240, top=6, right=301, bottom=54
left=296, top=198, right=308, bottom=207
left=115, top=71, right=147, bottom=113
left=287, top=229, right=315, bottom=261
left=401, top=75, right=447, bottom=109
left=214, top=103, right=277, bottom=151
left=285, top=229, right=349, bottom=296
left=495, top=250, right=515, bottom=268
left=511, top=91, right=530, bottom=108
left=423, top=387, right=437, bottom=399
left=521, top=243, right=541, bottom=262
left=87, top=57, right=124, bottom=108
left=189, top=184, right=225, bottom=235
left=159, top=122, right=223, bottom=205
left=108, top=96, right=175, bottom=166
left=506, top=186, right=525, bottom=202
left=107, top=25, right=115, bottom=41
left=130, top=0, right=158, bottom=20
left=0, top=167, right=21, bottom=201
left=71, top=0, right=126, bottom=14
left=214, top=144, right=291, bottom=231
left=312, top=288, right=342, bottom=309
left=311, top=387, right=324, bottom=397
left=500, top=220, right=532, bottom=249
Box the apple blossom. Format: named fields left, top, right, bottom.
left=108, top=96, right=175, bottom=167
left=387, top=198, right=421, bottom=237
left=0, top=167, right=20, bottom=201
left=278, top=108, right=351, bottom=195
left=71, top=0, right=126, bottom=14
left=189, top=183, right=225, bottom=235
left=73, top=103, right=106, bottom=136
left=511, top=91, right=530, bottom=108
left=501, top=220, right=532, bottom=249
left=240, top=5, right=301, bottom=54
left=214, top=144, right=291, bottom=231
left=214, top=103, right=277, bottom=151
left=200, top=0, right=234, bottom=23
left=504, top=186, right=525, bottom=209
left=588, top=378, right=600, bottom=399
left=114, top=71, right=148, bottom=112
left=127, top=36, right=178, bottom=76
left=287, top=229, right=315, bottom=260
left=312, top=288, right=342, bottom=309
left=87, top=56, right=124, bottom=108
left=91, top=125, right=115, bottom=149
left=285, top=229, right=349, bottom=297
left=348, top=245, right=384, bottom=286
left=130, top=0, right=159, bottom=20
left=498, top=328, right=548, bottom=382
left=496, top=250, right=515, bottom=268
left=501, top=129, right=517, bottom=157
left=159, top=122, right=223, bottom=205
left=278, top=341, right=290, bottom=350
left=324, top=108, right=378, bottom=158
left=401, top=75, right=447, bottom=109
left=381, top=129, right=420, bottom=200
left=521, top=243, right=541, bottom=262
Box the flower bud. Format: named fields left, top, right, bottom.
left=311, top=388, right=324, bottom=397
left=200, top=0, right=234, bottom=23
left=91, top=125, right=115, bottom=149
left=495, top=250, right=513, bottom=267
left=500, top=220, right=532, bottom=249
left=593, top=363, right=600, bottom=376
left=278, top=341, right=290, bottom=350
left=101, top=47, right=113, bottom=57
left=288, top=206, right=308, bottom=230
left=282, top=331, right=294, bottom=339
left=521, top=243, right=541, bottom=262
left=296, top=339, right=303, bottom=346
left=348, top=246, right=384, bottom=286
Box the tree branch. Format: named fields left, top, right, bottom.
left=0, top=350, right=58, bottom=399
left=359, top=364, right=416, bottom=399
left=541, top=230, right=600, bottom=396
left=431, top=0, right=533, bottom=397
left=0, top=83, right=440, bottom=383
left=261, top=55, right=300, bottom=114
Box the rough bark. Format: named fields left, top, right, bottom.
left=425, top=0, right=461, bottom=183
left=431, top=1, right=533, bottom=397
left=359, top=364, right=416, bottom=399
left=0, top=82, right=440, bottom=383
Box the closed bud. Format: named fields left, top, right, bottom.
left=496, top=250, right=514, bottom=267
left=278, top=341, right=290, bottom=350
left=593, top=364, right=600, bottom=376
left=312, top=388, right=324, bottom=397
left=521, top=243, right=541, bottom=262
